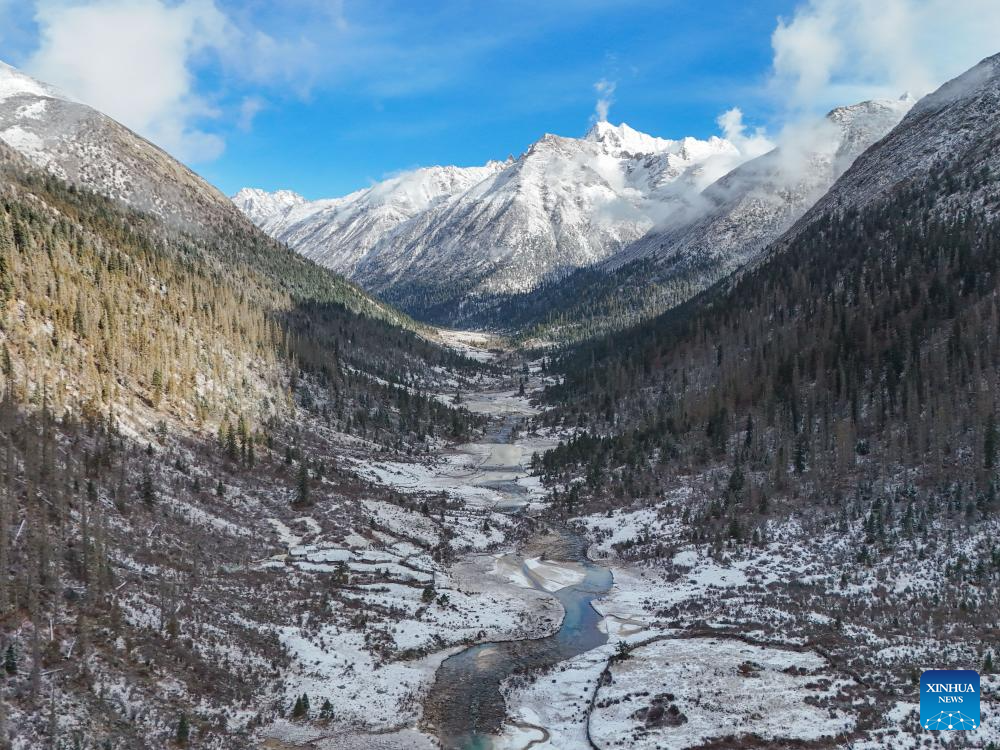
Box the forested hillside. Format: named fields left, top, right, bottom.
left=0, top=142, right=490, bottom=748
left=543, top=163, right=1000, bottom=511
left=541, top=53, right=1000, bottom=516
left=530, top=61, right=1000, bottom=692
left=0, top=145, right=476, bottom=437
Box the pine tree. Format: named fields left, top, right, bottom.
left=3, top=644, right=15, bottom=676
left=319, top=698, right=333, bottom=720
left=150, top=368, right=163, bottom=406
left=0, top=215, right=14, bottom=305
left=1, top=346, right=11, bottom=380
left=292, top=693, right=310, bottom=719
left=139, top=472, right=155, bottom=505
left=225, top=426, right=239, bottom=461
left=986, top=415, right=998, bottom=469
left=296, top=462, right=310, bottom=506
left=794, top=436, right=807, bottom=474
left=985, top=651, right=994, bottom=674
left=727, top=515, right=743, bottom=541
left=175, top=713, right=190, bottom=745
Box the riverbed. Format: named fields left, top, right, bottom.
left=418, top=372, right=613, bottom=749
left=423, top=526, right=611, bottom=749
left=318, top=349, right=617, bottom=749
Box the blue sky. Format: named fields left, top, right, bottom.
left=200, top=0, right=796, bottom=198
left=2, top=1, right=1000, bottom=199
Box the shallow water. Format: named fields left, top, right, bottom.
left=424, top=529, right=611, bottom=749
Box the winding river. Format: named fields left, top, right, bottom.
left=423, top=398, right=613, bottom=749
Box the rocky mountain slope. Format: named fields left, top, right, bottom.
left=782, top=52, right=1000, bottom=239
left=612, top=95, right=914, bottom=278
left=0, top=61, right=235, bottom=232
left=233, top=161, right=508, bottom=275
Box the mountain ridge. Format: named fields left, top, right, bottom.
left=236, top=100, right=910, bottom=332
left=234, top=120, right=765, bottom=321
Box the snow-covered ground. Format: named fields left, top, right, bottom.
left=351, top=430, right=561, bottom=512
left=354, top=361, right=565, bottom=512
left=493, top=481, right=1000, bottom=750
left=435, top=329, right=503, bottom=363
left=262, top=503, right=570, bottom=745
left=590, top=637, right=853, bottom=749
left=499, top=637, right=854, bottom=750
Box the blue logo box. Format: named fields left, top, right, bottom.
left=920, top=670, right=980, bottom=731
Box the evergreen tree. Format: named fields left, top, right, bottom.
left=175, top=713, right=189, bottom=745
left=3, top=644, right=15, bottom=676
left=319, top=698, right=333, bottom=720
left=225, top=426, right=239, bottom=462
left=139, top=472, right=155, bottom=505
left=292, top=693, right=310, bottom=719
left=150, top=368, right=164, bottom=406
left=986, top=415, right=998, bottom=470
left=296, top=462, right=310, bottom=506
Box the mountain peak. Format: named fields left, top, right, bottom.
left=232, top=186, right=305, bottom=204
left=0, top=60, right=65, bottom=104
left=584, top=120, right=672, bottom=154
left=231, top=187, right=307, bottom=227
left=584, top=120, right=634, bottom=140
left=910, top=51, right=1000, bottom=116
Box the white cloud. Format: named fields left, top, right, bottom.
left=593, top=78, right=616, bottom=122
left=26, top=0, right=231, bottom=162
left=237, top=96, right=265, bottom=132
left=771, top=0, right=1000, bottom=111
left=716, top=108, right=773, bottom=160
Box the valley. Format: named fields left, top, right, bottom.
left=1, top=19, right=1000, bottom=750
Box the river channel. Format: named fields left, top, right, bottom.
left=422, top=400, right=613, bottom=749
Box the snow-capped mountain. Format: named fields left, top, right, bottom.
left=232, top=187, right=306, bottom=228
left=235, top=122, right=764, bottom=317
left=233, top=161, right=508, bottom=275
left=610, top=95, right=915, bottom=281
left=0, top=61, right=238, bottom=233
